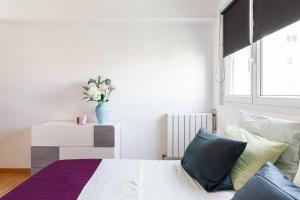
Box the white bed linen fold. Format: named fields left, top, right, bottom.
left=78, top=159, right=233, bottom=200
left=78, top=159, right=143, bottom=200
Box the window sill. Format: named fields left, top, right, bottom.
left=224, top=96, right=252, bottom=104
left=253, top=96, right=300, bottom=108
left=222, top=100, right=300, bottom=116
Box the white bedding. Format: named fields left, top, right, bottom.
left=78, top=159, right=235, bottom=200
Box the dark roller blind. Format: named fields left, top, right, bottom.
left=253, top=0, right=300, bottom=42
left=222, top=0, right=250, bottom=57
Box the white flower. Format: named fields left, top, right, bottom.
left=93, top=93, right=102, bottom=101
left=83, top=76, right=114, bottom=103
left=87, top=87, right=96, bottom=96
left=98, top=83, right=108, bottom=92
left=88, top=82, right=97, bottom=89
left=87, top=87, right=103, bottom=101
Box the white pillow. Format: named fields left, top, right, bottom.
left=239, top=111, right=300, bottom=179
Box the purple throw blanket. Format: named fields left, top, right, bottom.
left=1, top=159, right=102, bottom=200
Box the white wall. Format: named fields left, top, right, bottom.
left=213, top=0, right=300, bottom=132
left=0, top=1, right=216, bottom=167
left=0, top=0, right=218, bottom=20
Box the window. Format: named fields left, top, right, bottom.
left=260, top=20, right=300, bottom=96
left=224, top=20, right=300, bottom=107
left=226, top=46, right=251, bottom=96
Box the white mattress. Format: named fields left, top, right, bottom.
left=207, top=191, right=235, bottom=200
left=78, top=159, right=235, bottom=200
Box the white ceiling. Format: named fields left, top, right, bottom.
left=0, top=0, right=218, bottom=20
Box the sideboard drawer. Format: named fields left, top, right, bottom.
left=31, top=168, right=41, bottom=175
left=31, top=146, right=59, bottom=168
left=94, top=125, right=115, bottom=147
left=32, top=123, right=94, bottom=146
left=57, top=125, right=94, bottom=146
left=59, top=147, right=114, bottom=160
left=31, top=126, right=59, bottom=146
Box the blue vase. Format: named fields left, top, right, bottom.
left=95, top=103, right=109, bottom=124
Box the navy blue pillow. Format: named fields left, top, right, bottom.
left=181, top=128, right=247, bottom=191
left=232, top=162, right=300, bottom=200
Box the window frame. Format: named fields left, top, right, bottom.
left=253, top=41, right=300, bottom=108
left=223, top=46, right=253, bottom=104
left=224, top=39, right=300, bottom=108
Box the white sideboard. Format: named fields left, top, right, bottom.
left=31, top=121, right=120, bottom=174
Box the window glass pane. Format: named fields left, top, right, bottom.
left=261, top=20, right=300, bottom=96
left=226, top=46, right=251, bottom=96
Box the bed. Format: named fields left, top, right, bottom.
left=1, top=159, right=235, bottom=200
left=4, top=111, right=300, bottom=199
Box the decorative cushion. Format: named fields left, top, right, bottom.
left=232, top=162, right=300, bottom=200
left=239, top=111, right=300, bottom=179
left=224, top=125, right=288, bottom=190
left=181, top=128, right=247, bottom=192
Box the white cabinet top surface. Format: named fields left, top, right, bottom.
left=33, top=121, right=120, bottom=127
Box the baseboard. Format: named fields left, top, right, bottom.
left=0, top=168, right=31, bottom=174
left=163, top=157, right=181, bottom=160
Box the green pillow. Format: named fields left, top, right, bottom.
left=224, top=125, right=288, bottom=190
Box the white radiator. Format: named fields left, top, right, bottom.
left=166, top=113, right=214, bottom=159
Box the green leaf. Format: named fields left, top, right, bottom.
left=82, top=86, right=89, bottom=90
left=97, top=76, right=102, bottom=85
left=88, top=79, right=96, bottom=85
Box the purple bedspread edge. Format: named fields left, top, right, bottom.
left=1, top=159, right=102, bottom=200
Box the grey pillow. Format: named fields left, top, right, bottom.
left=239, top=111, right=300, bottom=179
left=232, top=162, right=300, bottom=200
